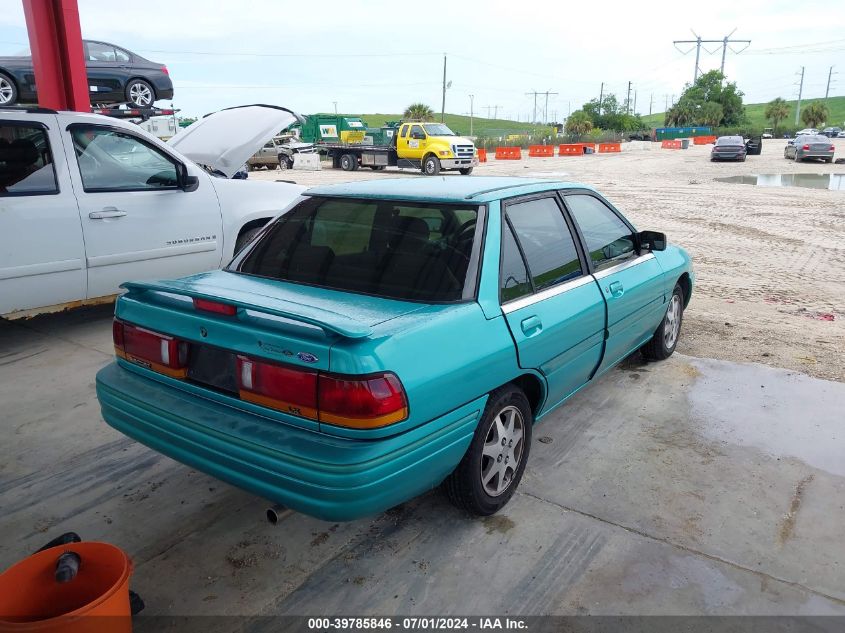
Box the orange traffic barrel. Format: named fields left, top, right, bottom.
left=0, top=542, right=132, bottom=633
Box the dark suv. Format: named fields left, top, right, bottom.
left=0, top=40, right=173, bottom=108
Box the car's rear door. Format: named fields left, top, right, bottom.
left=0, top=114, right=86, bottom=315
left=563, top=191, right=666, bottom=374
left=57, top=116, right=223, bottom=300
left=500, top=194, right=606, bottom=408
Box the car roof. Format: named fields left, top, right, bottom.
left=304, top=177, right=594, bottom=203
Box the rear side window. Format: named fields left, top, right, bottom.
left=565, top=194, right=636, bottom=271
left=500, top=222, right=532, bottom=302
left=0, top=123, right=58, bottom=196
left=235, top=197, right=482, bottom=302
left=505, top=197, right=583, bottom=291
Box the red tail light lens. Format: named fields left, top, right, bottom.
left=318, top=373, right=408, bottom=429
left=113, top=319, right=188, bottom=378
left=802, top=144, right=810, bottom=150
left=237, top=356, right=318, bottom=420
left=831, top=145, right=835, bottom=150
left=193, top=298, right=237, bottom=316
left=161, top=65, right=169, bottom=76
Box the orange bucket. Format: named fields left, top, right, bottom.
left=0, top=542, right=132, bottom=633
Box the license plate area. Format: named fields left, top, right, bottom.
left=187, top=344, right=239, bottom=394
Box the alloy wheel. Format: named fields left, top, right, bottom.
left=0, top=77, right=13, bottom=105
left=480, top=405, right=525, bottom=497
left=663, top=294, right=681, bottom=349
left=129, top=82, right=153, bottom=106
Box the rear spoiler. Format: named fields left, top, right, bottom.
left=120, top=280, right=373, bottom=339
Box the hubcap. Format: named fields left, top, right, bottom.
left=663, top=294, right=681, bottom=348
left=425, top=160, right=435, bottom=174
left=129, top=83, right=152, bottom=106
left=480, top=405, right=525, bottom=497
left=0, top=78, right=13, bottom=104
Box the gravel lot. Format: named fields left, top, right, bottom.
left=252, top=139, right=845, bottom=382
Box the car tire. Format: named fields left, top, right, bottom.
left=278, top=156, right=292, bottom=170
left=795, top=154, right=802, bottom=163
left=444, top=385, right=532, bottom=516
left=641, top=283, right=684, bottom=361
left=340, top=153, right=358, bottom=171
left=0, top=71, right=17, bottom=106
left=125, top=79, right=155, bottom=107
left=422, top=155, right=441, bottom=176
left=459, top=167, right=474, bottom=175
left=369, top=165, right=386, bottom=170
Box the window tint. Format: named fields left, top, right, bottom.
left=506, top=197, right=582, bottom=291
left=500, top=222, right=532, bottom=302
left=565, top=194, right=636, bottom=270
left=0, top=123, right=58, bottom=196
left=70, top=127, right=179, bottom=192
left=114, top=47, right=131, bottom=63
left=86, top=42, right=117, bottom=62
left=236, top=197, right=481, bottom=302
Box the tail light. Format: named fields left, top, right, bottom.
left=161, top=65, right=169, bottom=76
left=113, top=319, right=188, bottom=378
left=802, top=144, right=810, bottom=150
left=831, top=145, right=835, bottom=150
left=236, top=355, right=408, bottom=429
left=193, top=298, right=237, bottom=316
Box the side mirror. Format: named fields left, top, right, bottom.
left=179, top=163, right=199, bottom=192
left=639, top=230, right=666, bottom=252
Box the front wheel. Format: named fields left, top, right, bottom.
left=278, top=156, right=292, bottom=170
left=459, top=167, right=474, bottom=175
left=641, top=284, right=684, bottom=361
left=422, top=155, right=441, bottom=176
left=444, top=386, right=532, bottom=516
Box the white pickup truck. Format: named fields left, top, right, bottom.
left=0, top=105, right=306, bottom=318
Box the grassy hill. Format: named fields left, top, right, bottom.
left=335, top=113, right=549, bottom=139
left=641, top=95, right=845, bottom=132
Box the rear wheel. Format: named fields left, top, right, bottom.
left=0, top=72, right=17, bottom=106
left=444, top=385, right=532, bottom=516
left=459, top=167, right=474, bottom=175
left=641, top=284, right=684, bottom=361
left=125, top=79, right=155, bottom=107
left=794, top=154, right=802, bottom=163
left=422, top=155, right=441, bottom=176
left=340, top=153, right=358, bottom=171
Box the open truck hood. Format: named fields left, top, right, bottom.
left=168, top=105, right=304, bottom=178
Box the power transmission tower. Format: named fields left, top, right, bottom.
left=526, top=90, right=540, bottom=123
left=825, top=66, right=837, bottom=101
left=494, top=105, right=499, bottom=119
left=543, top=90, right=558, bottom=123
left=484, top=105, right=500, bottom=120
left=674, top=29, right=751, bottom=83
left=598, top=82, right=604, bottom=115
left=795, top=66, right=805, bottom=126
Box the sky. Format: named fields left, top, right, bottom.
left=1, top=0, right=844, bottom=121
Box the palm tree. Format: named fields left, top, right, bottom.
left=564, top=111, right=593, bottom=139
left=764, top=98, right=790, bottom=136
left=801, top=101, right=829, bottom=129
left=699, top=102, right=724, bottom=127
left=403, top=103, right=435, bottom=121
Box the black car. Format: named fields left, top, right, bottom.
left=820, top=127, right=842, bottom=138
left=711, top=135, right=747, bottom=161
left=0, top=40, right=173, bottom=108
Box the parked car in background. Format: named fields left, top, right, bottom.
left=711, top=136, right=747, bottom=161
left=0, top=40, right=173, bottom=108
left=838, top=131, right=845, bottom=139
left=784, top=135, right=835, bottom=163
left=820, top=127, right=842, bottom=138
left=247, top=139, right=282, bottom=171
left=96, top=176, right=694, bottom=521
left=795, top=128, right=818, bottom=136
left=762, top=128, right=774, bottom=139
left=1, top=104, right=305, bottom=319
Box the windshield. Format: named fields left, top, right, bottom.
left=423, top=124, right=455, bottom=136
left=234, top=197, right=482, bottom=302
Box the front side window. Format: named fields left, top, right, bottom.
left=565, top=194, right=636, bottom=271
left=410, top=125, right=425, bottom=140
left=70, top=126, right=180, bottom=192
left=0, top=123, right=58, bottom=196
left=505, top=197, right=583, bottom=291
left=423, top=124, right=455, bottom=136
left=235, top=197, right=482, bottom=302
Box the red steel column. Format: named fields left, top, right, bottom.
left=21, top=0, right=89, bottom=111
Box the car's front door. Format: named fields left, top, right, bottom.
left=0, top=116, right=86, bottom=315
left=563, top=192, right=666, bottom=374
left=404, top=124, right=428, bottom=161
left=83, top=41, right=127, bottom=103
left=58, top=118, right=223, bottom=300
left=500, top=195, right=606, bottom=408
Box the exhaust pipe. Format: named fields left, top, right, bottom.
left=266, top=504, right=291, bottom=525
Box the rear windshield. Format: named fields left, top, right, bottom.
left=716, top=136, right=743, bottom=145
left=233, top=197, right=482, bottom=302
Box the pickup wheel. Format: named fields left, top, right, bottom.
left=340, top=153, right=359, bottom=171
left=641, top=283, right=684, bottom=361
left=459, top=167, right=473, bottom=175
left=444, top=385, right=532, bottom=516
left=422, top=155, right=441, bottom=176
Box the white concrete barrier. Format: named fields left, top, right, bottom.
left=293, top=154, right=322, bottom=170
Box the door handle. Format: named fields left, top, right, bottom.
left=607, top=280, right=624, bottom=297
left=520, top=315, right=542, bottom=337
left=89, top=208, right=127, bottom=219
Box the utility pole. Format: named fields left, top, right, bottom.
left=665, top=94, right=669, bottom=111
left=674, top=30, right=751, bottom=83
left=526, top=90, right=539, bottom=123
left=598, top=82, right=604, bottom=115
left=543, top=90, right=558, bottom=124
left=633, top=90, right=637, bottom=115
left=626, top=81, right=632, bottom=115
left=468, top=94, right=474, bottom=136
left=825, top=66, right=836, bottom=101
left=493, top=105, right=499, bottom=119
left=333, top=101, right=337, bottom=115
left=795, top=66, right=805, bottom=126
left=649, top=93, right=654, bottom=116
left=441, top=54, right=447, bottom=123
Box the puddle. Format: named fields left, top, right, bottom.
left=716, top=173, right=845, bottom=190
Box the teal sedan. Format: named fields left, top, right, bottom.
left=96, top=177, right=693, bottom=520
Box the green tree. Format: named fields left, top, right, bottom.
left=665, top=101, right=696, bottom=126
left=403, top=103, right=434, bottom=121
left=801, top=101, right=829, bottom=129
left=669, top=70, right=746, bottom=126
left=565, top=110, right=593, bottom=138
left=699, top=101, right=724, bottom=127
left=764, top=98, right=791, bottom=136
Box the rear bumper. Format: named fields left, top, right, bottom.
left=441, top=157, right=479, bottom=169
left=96, top=363, right=482, bottom=521
left=711, top=152, right=745, bottom=160
left=797, top=151, right=833, bottom=159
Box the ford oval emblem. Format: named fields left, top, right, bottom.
left=297, top=352, right=319, bottom=364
